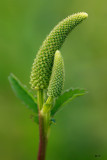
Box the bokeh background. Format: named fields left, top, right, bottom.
left=0, top=0, right=107, bottom=159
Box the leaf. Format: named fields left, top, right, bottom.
left=51, top=88, right=88, bottom=116
left=8, top=73, right=38, bottom=114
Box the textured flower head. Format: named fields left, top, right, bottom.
left=30, top=12, right=88, bottom=89
left=47, top=50, right=64, bottom=98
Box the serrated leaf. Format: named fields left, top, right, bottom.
left=8, top=73, right=38, bottom=114
left=51, top=88, right=87, bottom=116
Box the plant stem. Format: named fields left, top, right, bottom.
left=37, top=90, right=48, bottom=160
left=38, top=112, right=47, bottom=160
left=37, top=89, right=44, bottom=110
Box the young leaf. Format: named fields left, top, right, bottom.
left=51, top=88, right=87, bottom=116
left=8, top=73, right=38, bottom=113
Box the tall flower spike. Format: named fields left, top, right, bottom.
left=30, top=12, right=88, bottom=89
left=47, top=50, right=64, bottom=98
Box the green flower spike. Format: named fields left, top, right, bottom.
left=30, top=12, right=88, bottom=89
left=42, top=50, right=64, bottom=113
left=47, top=50, right=64, bottom=98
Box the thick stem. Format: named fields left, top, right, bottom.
left=38, top=112, right=47, bottom=160
left=37, top=90, right=48, bottom=160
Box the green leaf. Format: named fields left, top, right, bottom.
left=51, top=88, right=88, bottom=116
left=8, top=73, right=38, bottom=114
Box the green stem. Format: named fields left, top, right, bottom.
left=42, top=96, right=53, bottom=113
left=37, top=89, right=43, bottom=110
left=37, top=90, right=48, bottom=160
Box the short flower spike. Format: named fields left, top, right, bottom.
left=47, top=50, right=64, bottom=98
left=30, top=12, right=88, bottom=89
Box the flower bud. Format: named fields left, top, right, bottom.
left=47, top=50, right=64, bottom=98
left=30, top=12, right=88, bottom=89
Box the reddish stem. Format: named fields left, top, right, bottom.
left=37, top=112, right=47, bottom=160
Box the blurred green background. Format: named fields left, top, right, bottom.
left=0, top=0, right=107, bottom=159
